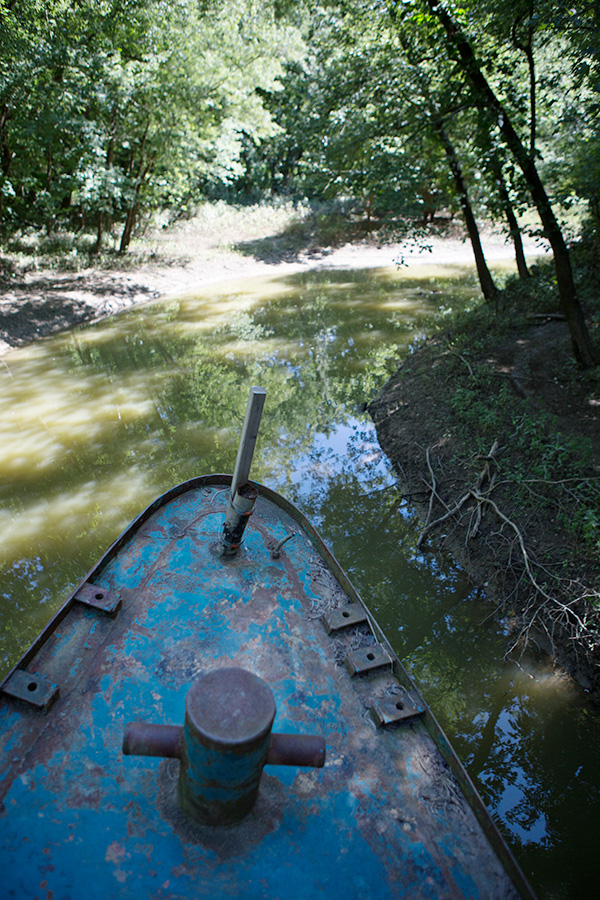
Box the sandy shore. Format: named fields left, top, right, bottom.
left=0, top=227, right=549, bottom=356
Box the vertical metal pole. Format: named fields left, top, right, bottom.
left=221, top=387, right=266, bottom=555
left=231, top=387, right=266, bottom=497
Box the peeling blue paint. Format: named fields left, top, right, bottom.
left=0, top=477, right=532, bottom=899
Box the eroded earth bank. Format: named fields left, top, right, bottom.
left=369, top=278, right=600, bottom=699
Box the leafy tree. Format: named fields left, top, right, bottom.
left=0, top=0, right=157, bottom=233
left=0, top=0, right=302, bottom=246
left=259, top=2, right=501, bottom=296
left=415, top=0, right=598, bottom=366
left=259, top=5, right=459, bottom=222
left=255, top=0, right=598, bottom=360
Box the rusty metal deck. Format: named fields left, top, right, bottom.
left=0, top=475, right=534, bottom=899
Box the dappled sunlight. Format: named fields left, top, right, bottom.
left=181, top=273, right=297, bottom=306
left=16, top=392, right=151, bottom=430
left=0, top=384, right=157, bottom=478
left=64, top=321, right=137, bottom=349
left=0, top=468, right=153, bottom=559
left=173, top=288, right=283, bottom=325
left=173, top=420, right=236, bottom=454
left=392, top=263, right=476, bottom=280
left=4, top=263, right=468, bottom=604
left=0, top=427, right=68, bottom=476
left=150, top=312, right=231, bottom=338
left=509, top=659, right=577, bottom=701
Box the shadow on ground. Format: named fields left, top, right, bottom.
left=233, top=217, right=381, bottom=265
left=0, top=274, right=157, bottom=348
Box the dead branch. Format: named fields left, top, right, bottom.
left=417, top=441, right=499, bottom=548
left=459, top=353, right=474, bottom=377
left=417, top=489, right=471, bottom=548
left=416, top=443, right=600, bottom=658
left=421, top=445, right=440, bottom=536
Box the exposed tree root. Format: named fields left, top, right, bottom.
left=417, top=442, right=600, bottom=668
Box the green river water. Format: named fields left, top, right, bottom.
left=1, top=262, right=599, bottom=898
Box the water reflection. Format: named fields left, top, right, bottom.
left=1, top=266, right=467, bottom=666
left=1, top=263, right=599, bottom=898
left=386, top=584, right=600, bottom=900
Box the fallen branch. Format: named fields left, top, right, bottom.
left=417, top=488, right=471, bottom=548
left=420, top=446, right=439, bottom=538
left=416, top=444, right=600, bottom=659
left=417, top=441, right=499, bottom=548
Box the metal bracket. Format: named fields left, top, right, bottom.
left=322, top=603, right=368, bottom=634
left=345, top=644, right=392, bottom=677
left=370, top=688, right=424, bottom=728
left=74, top=583, right=121, bottom=616
left=2, top=669, right=59, bottom=711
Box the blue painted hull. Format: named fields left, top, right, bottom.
left=0, top=475, right=535, bottom=898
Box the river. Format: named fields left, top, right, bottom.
left=1, top=262, right=599, bottom=898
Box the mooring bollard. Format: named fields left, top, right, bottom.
left=220, top=386, right=266, bottom=556
left=123, top=667, right=326, bottom=826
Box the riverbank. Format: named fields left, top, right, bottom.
left=0, top=202, right=546, bottom=355
left=369, top=244, right=600, bottom=698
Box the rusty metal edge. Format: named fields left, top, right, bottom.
left=1, top=473, right=537, bottom=900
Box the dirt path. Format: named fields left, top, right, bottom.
left=0, top=217, right=548, bottom=355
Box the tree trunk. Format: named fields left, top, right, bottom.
left=119, top=162, right=150, bottom=254
left=591, top=196, right=600, bottom=263
left=93, top=110, right=119, bottom=255
left=425, top=0, right=598, bottom=367
left=91, top=211, right=104, bottom=255
left=434, top=119, right=498, bottom=301
left=505, top=197, right=530, bottom=281
left=511, top=3, right=536, bottom=159
left=119, top=124, right=151, bottom=254
left=119, top=201, right=139, bottom=253
left=489, top=153, right=529, bottom=279
left=0, top=103, right=13, bottom=235
left=503, top=196, right=530, bottom=280
left=0, top=104, right=12, bottom=178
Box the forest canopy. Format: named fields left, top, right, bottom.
left=1, top=0, right=599, bottom=360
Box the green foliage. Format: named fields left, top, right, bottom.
left=2, top=0, right=600, bottom=263
left=580, top=507, right=600, bottom=554
left=0, top=0, right=302, bottom=244
left=437, top=254, right=600, bottom=571
left=254, top=1, right=462, bottom=224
